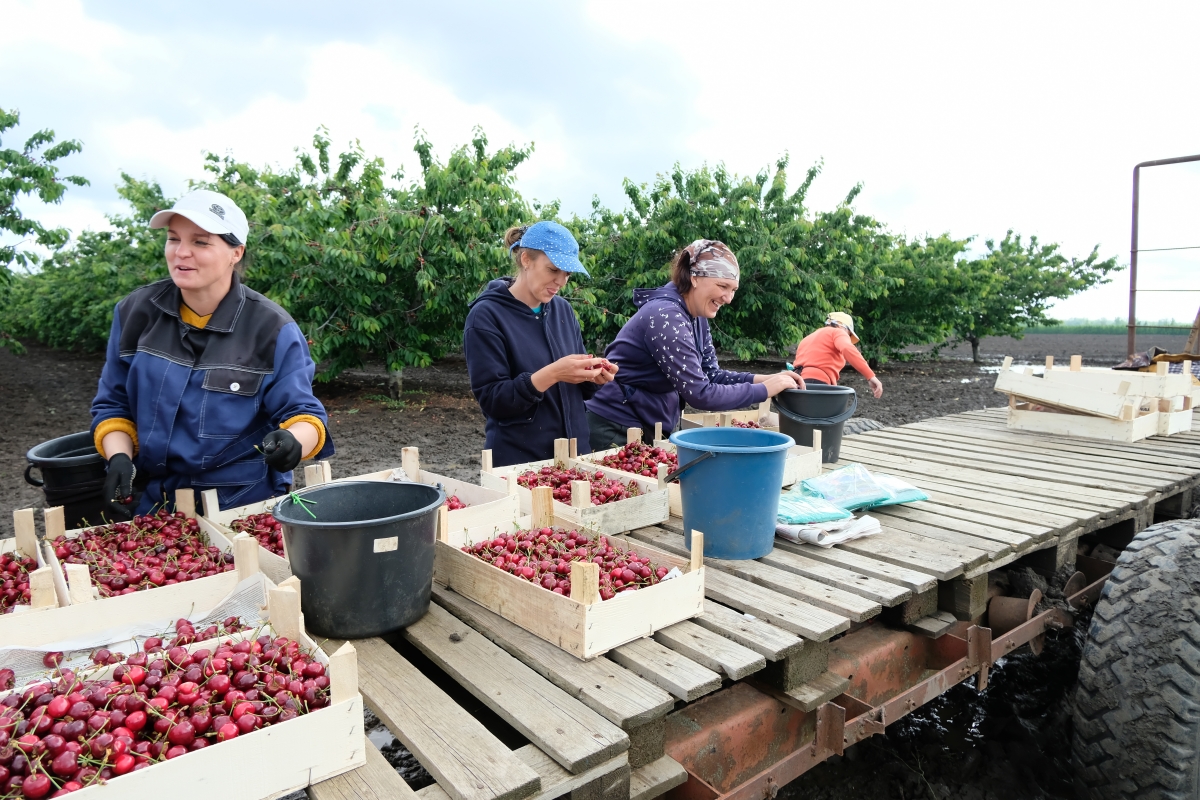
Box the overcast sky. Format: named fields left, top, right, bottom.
left=4, top=0, right=1199, bottom=324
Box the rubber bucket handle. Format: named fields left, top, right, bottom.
left=662, top=450, right=717, bottom=484
left=24, top=464, right=43, bottom=488
left=773, top=392, right=858, bottom=426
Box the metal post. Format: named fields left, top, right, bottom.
left=1127, top=154, right=1200, bottom=358
left=1129, top=166, right=1140, bottom=358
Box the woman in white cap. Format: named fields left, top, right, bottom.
left=91, top=189, right=333, bottom=517
left=791, top=312, right=884, bottom=398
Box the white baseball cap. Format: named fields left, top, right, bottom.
left=149, top=189, right=249, bottom=244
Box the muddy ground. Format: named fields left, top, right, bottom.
left=0, top=332, right=1180, bottom=799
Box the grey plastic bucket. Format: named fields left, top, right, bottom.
left=25, top=431, right=108, bottom=528
left=773, top=385, right=857, bottom=463
left=272, top=480, right=445, bottom=638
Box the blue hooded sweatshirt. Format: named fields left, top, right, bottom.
left=463, top=278, right=597, bottom=467
left=586, top=283, right=767, bottom=435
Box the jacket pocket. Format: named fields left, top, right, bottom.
left=199, top=368, right=264, bottom=439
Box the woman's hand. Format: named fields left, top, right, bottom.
left=591, top=358, right=618, bottom=386
left=868, top=377, right=883, bottom=399
left=754, top=371, right=805, bottom=396
left=758, top=372, right=806, bottom=397
left=103, top=453, right=136, bottom=520
left=531, top=354, right=607, bottom=391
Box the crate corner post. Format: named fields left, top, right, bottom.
left=43, top=506, right=66, bottom=541
left=570, top=561, right=601, bottom=606
left=13, top=508, right=36, bottom=558
left=689, top=530, right=704, bottom=573
left=402, top=447, right=421, bottom=480
left=269, top=583, right=303, bottom=640
left=234, top=533, right=261, bottom=582
left=328, top=641, right=359, bottom=706
left=175, top=487, right=196, bottom=519
left=201, top=488, right=221, bottom=519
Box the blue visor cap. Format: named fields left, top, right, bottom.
left=512, top=221, right=589, bottom=277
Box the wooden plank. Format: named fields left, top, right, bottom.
left=1007, top=406, right=1161, bottom=443
left=906, top=610, right=958, bottom=638
left=431, top=586, right=674, bottom=729
left=903, top=422, right=1200, bottom=475
left=779, top=671, right=851, bottom=713
left=629, top=757, right=688, bottom=800
left=701, top=569, right=851, bottom=641
left=514, top=746, right=629, bottom=800
left=827, top=530, right=969, bottom=580
left=832, top=453, right=1114, bottom=519
left=894, top=501, right=1054, bottom=540
left=873, top=515, right=1021, bottom=556
left=627, top=527, right=881, bottom=621
left=405, top=604, right=628, bottom=773
left=694, top=599, right=805, bottom=661
left=836, top=442, right=1147, bottom=508
left=328, top=637, right=541, bottom=800
left=843, top=435, right=1164, bottom=494
left=863, top=427, right=1188, bottom=485
left=608, top=637, right=723, bottom=702
left=757, top=547, right=911, bottom=606
left=771, top=539, right=938, bottom=592
left=309, top=741, right=420, bottom=800
left=653, top=620, right=767, bottom=680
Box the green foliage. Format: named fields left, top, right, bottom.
left=3, top=175, right=168, bottom=350
left=0, top=108, right=88, bottom=350
left=951, top=231, right=1121, bottom=360
left=574, top=159, right=908, bottom=361
left=198, top=127, right=530, bottom=380
left=1, top=124, right=1124, bottom=377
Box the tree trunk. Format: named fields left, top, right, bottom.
left=970, top=337, right=981, bottom=364
left=387, top=367, right=403, bottom=400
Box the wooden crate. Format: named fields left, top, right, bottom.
left=678, top=400, right=779, bottom=432
left=2, top=579, right=366, bottom=800
left=434, top=486, right=705, bottom=659
left=38, top=493, right=262, bottom=611
left=1040, top=355, right=1194, bottom=397
left=0, top=508, right=63, bottom=626
left=1159, top=407, right=1195, bottom=436
left=579, top=428, right=822, bottom=516
left=1006, top=403, right=1162, bottom=442
left=480, top=440, right=670, bottom=534
left=199, top=492, right=292, bottom=585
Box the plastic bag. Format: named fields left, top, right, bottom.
left=777, top=487, right=852, bottom=524
left=868, top=473, right=929, bottom=507
left=800, top=464, right=890, bottom=511
left=776, top=515, right=882, bottom=548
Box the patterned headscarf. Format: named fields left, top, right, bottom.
left=685, top=240, right=740, bottom=282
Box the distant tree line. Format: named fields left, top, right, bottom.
left=0, top=111, right=1121, bottom=378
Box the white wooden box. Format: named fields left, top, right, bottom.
left=433, top=487, right=704, bottom=659
left=1159, top=407, right=1195, bottom=436
left=38, top=495, right=259, bottom=610
left=480, top=440, right=669, bottom=534
left=1, top=578, right=365, bottom=800
left=1006, top=404, right=1162, bottom=442
left=0, top=509, right=62, bottom=630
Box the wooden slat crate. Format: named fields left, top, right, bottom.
left=35, top=493, right=261, bottom=611
left=2, top=578, right=366, bottom=800
left=579, top=428, right=821, bottom=517
left=434, top=486, right=704, bottom=659
left=0, top=508, right=62, bottom=626
left=480, top=440, right=670, bottom=534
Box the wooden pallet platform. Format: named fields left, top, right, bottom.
left=307, top=405, right=1200, bottom=800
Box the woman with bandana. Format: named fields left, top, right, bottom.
left=586, top=240, right=804, bottom=451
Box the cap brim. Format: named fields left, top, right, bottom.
left=547, top=253, right=589, bottom=277
left=149, top=208, right=237, bottom=236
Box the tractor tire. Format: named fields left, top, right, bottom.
left=1073, top=519, right=1200, bottom=798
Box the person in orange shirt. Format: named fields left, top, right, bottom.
left=792, top=312, right=884, bottom=398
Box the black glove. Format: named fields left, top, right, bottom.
left=262, top=429, right=304, bottom=472
left=103, top=453, right=136, bottom=520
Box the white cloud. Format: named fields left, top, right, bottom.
left=5, top=0, right=1199, bottom=326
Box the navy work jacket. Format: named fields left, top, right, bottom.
left=463, top=278, right=596, bottom=467
left=91, top=275, right=334, bottom=513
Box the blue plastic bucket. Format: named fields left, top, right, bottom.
left=668, top=428, right=795, bottom=560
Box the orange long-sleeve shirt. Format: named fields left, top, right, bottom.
left=792, top=325, right=875, bottom=385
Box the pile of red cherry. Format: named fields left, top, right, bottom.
left=729, top=419, right=762, bottom=429
left=597, top=442, right=678, bottom=476
left=444, top=496, right=468, bottom=511
left=0, top=553, right=36, bottom=615
left=515, top=466, right=640, bottom=505
left=0, top=616, right=331, bottom=797
left=53, top=511, right=235, bottom=598
left=461, top=527, right=669, bottom=601
left=228, top=513, right=284, bottom=558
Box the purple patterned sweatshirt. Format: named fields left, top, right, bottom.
left=586, top=283, right=767, bottom=435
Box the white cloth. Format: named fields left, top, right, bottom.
left=775, top=514, right=881, bottom=548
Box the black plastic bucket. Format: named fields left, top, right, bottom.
left=25, top=432, right=109, bottom=528
left=272, top=480, right=445, bottom=638
left=773, top=385, right=858, bottom=463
